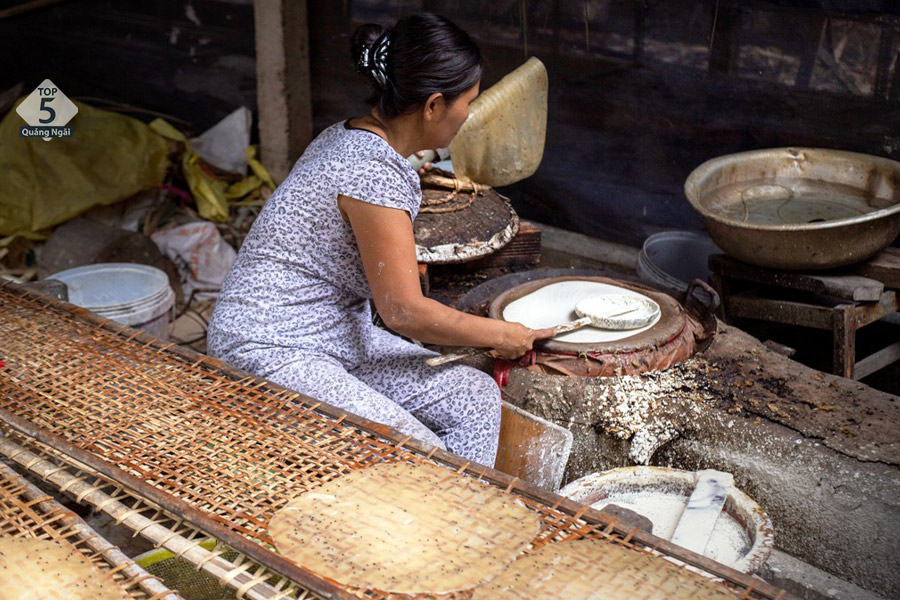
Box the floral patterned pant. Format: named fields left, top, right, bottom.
left=261, top=328, right=501, bottom=467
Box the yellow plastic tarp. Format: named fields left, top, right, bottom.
left=0, top=99, right=169, bottom=239
left=149, top=119, right=274, bottom=220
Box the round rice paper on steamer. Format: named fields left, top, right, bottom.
left=268, top=461, right=541, bottom=594
left=0, top=537, right=123, bottom=600
left=472, top=539, right=739, bottom=600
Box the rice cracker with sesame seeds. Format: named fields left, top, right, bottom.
left=472, top=539, right=740, bottom=599
left=0, top=537, right=123, bottom=600
left=268, top=461, right=541, bottom=594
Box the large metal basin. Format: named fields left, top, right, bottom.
left=684, top=148, right=900, bottom=269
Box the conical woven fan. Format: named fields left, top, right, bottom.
left=450, top=57, right=548, bottom=186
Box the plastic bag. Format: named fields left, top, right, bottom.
left=189, top=107, right=252, bottom=174
left=150, top=119, right=274, bottom=220
left=151, top=221, right=236, bottom=300
left=0, top=99, right=169, bottom=238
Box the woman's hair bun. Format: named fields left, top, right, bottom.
left=350, top=14, right=482, bottom=119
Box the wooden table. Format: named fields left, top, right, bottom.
left=710, top=249, right=900, bottom=380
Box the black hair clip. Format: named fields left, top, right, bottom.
left=358, top=32, right=391, bottom=89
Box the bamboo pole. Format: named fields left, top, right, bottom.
left=0, top=461, right=181, bottom=600
left=0, top=434, right=312, bottom=600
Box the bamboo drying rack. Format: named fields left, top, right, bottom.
left=0, top=460, right=180, bottom=600
left=0, top=429, right=323, bottom=600
left=0, top=280, right=794, bottom=600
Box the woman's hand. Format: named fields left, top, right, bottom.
left=414, top=150, right=435, bottom=175
left=490, top=322, right=558, bottom=360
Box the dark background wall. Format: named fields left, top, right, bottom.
left=317, top=0, right=900, bottom=247
left=0, top=0, right=257, bottom=135
left=2, top=0, right=898, bottom=247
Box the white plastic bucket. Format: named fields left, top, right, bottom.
left=637, top=231, right=721, bottom=295
left=49, top=263, right=175, bottom=340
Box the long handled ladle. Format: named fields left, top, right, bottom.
left=425, top=304, right=640, bottom=367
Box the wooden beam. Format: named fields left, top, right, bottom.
left=854, top=340, right=900, bottom=381
left=874, top=20, right=895, bottom=100
left=708, top=1, right=741, bottom=76
left=0, top=0, right=64, bottom=20
left=833, top=304, right=856, bottom=379
left=891, top=49, right=900, bottom=102
left=709, top=254, right=884, bottom=302
left=850, top=290, right=900, bottom=328
left=538, top=222, right=638, bottom=273
left=725, top=295, right=835, bottom=329
left=795, top=16, right=826, bottom=89
left=254, top=0, right=313, bottom=183
left=851, top=247, right=900, bottom=290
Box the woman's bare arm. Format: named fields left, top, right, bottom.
left=338, top=194, right=554, bottom=358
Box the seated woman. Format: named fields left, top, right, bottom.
left=207, top=13, right=553, bottom=466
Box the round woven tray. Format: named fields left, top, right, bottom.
left=414, top=187, right=518, bottom=264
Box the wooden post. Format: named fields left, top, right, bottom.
left=633, top=0, right=648, bottom=64
left=833, top=304, right=856, bottom=379
left=890, top=49, right=900, bottom=101
left=874, top=20, right=895, bottom=100
left=254, top=0, right=313, bottom=183
left=795, top=16, right=826, bottom=89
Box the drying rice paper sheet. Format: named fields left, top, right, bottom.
left=0, top=537, right=123, bottom=600
left=450, top=57, right=547, bottom=186
left=268, top=461, right=541, bottom=594
left=472, top=539, right=738, bottom=600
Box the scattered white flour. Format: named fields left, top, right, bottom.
left=579, top=359, right=717, bottom=464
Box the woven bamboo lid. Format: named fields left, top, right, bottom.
left=415, top=187, right=519, bottom=264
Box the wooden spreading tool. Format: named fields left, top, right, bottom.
left=670, top=469, right=734, bottom=556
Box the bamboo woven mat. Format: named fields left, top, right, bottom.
left=0, top=280, right=792, bottom=600
left=0, top=461, right=180, bottom=600
left=0, top=430, right=315, bottom=600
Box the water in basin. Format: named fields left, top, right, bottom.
left=701, top=177, right=887, bottom=225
